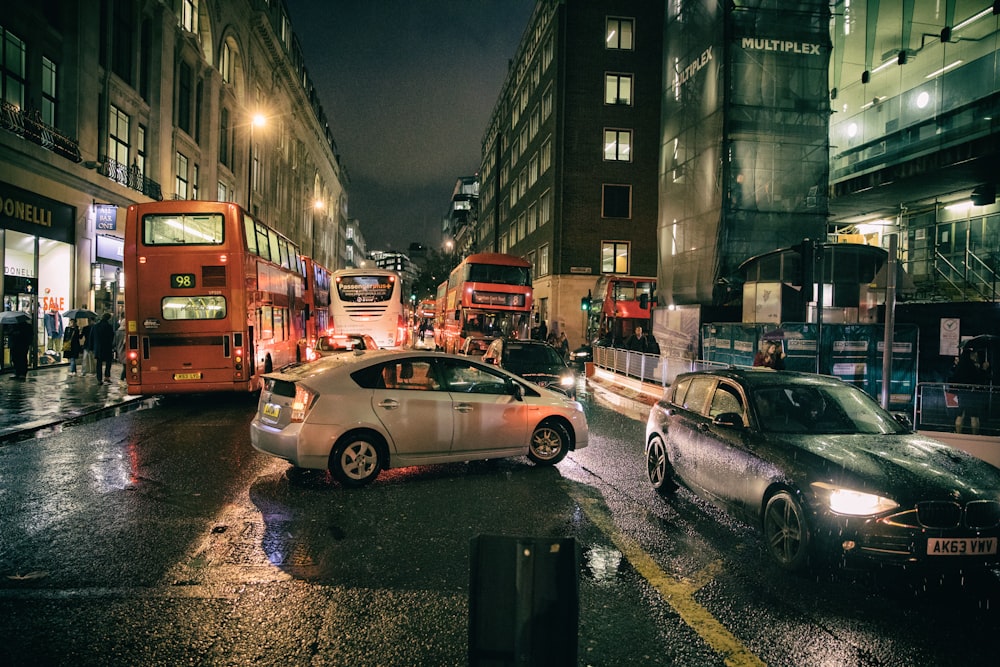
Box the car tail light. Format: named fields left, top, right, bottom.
left=290, top=385, right=317, bottom=423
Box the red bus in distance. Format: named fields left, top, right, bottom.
left=122, top=201, right=306, bottom=394
left=300, top=255, right=332, bottom=361
left=436, top=252, right=533, bottom=354
left=589, top=274, right=656, bottom=346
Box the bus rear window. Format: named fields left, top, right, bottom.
left=337, top=275, right=394, bottom=303
left=162, top=296, right=227, bottom=320
left=143, top=214, right=224, bottom=245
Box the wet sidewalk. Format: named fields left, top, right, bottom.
left=0, top=364, right=148, bottom=441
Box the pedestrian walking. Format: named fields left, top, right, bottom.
left=80, top=319, right=96, bottom=375
left=558, top=331, right=570, bottom=361
left=63, top=318, right=84, bottom=376
left=949, top=346, right=991, bottom=435
left=91, top=312, right=116, bottom=383
left=8, top=316, right=32, bottom=380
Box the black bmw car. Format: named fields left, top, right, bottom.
left=483, top=338, right=577, bottom=399
left=645, top=368, right=1000, bottom=571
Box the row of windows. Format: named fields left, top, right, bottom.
left=494, top=15, right=642, bottom=276
left=2, top=25, right=58, bottom=128
left=504, top=236, right=632, bottom=277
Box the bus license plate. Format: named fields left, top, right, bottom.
left=173, top=372, right=202, bottom=380
left=927, top=537, right=998, bottom=556
left=263, top=403, right=281, bottom=420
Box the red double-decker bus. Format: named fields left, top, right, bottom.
left=436, top=252, right=533, bottom=354
left=589, top=274, right=656, bottom=345
left=122, top=201, right=306, bottom=394
left=300, top=255, right=332, bottom=361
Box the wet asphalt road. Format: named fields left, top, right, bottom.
left=1, top=383, right=999, bottom=666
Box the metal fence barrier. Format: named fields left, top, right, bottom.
left=914, top=382, right=999, bottom=437
left=591, top=345, right=727, bottom=388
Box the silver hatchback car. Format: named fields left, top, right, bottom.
left=250, top=350, right=589, bottom=487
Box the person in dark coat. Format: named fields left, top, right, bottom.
left=63, top=318, right=84, bottom=376
left=91, top=312, right=116, bottom=383
left=950, top=346, right=991, bottom=435
left=8, top=316, right=32, bottom=380
left=625, top=326, right=650, bottom=353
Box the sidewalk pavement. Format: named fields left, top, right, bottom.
left=0, top=364, right=147, bottom=442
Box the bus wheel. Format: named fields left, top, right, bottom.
left=330, top=431, right=384, bottom=487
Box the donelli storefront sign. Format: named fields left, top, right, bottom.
left=0, top=181, right=75, bottom=244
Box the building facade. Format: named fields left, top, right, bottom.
left=659, top=0, right=831, bottom=308
left=478, top=0, right=664, bottom=349
left=827, top=0, right=999, bottom=306
left=1, top=0, right=348, bottom=375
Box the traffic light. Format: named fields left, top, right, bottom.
left=581, top=291, right=591, bottom=312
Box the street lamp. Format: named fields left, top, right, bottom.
left=247, top=112, right=266, bottom=211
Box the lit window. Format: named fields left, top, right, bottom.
left=606, top=17, right=634, bottom=50
left=605, top=73, right=633, bottom=105
left=604, top=129, right=632, bottom=161
left=602, top=242, right=630, bottom=274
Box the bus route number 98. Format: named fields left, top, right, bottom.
left=171, top=273, right=196, bottom=289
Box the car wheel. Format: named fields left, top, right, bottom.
left=646, top=435, right=677, bottom=496
left=528, top=420, right=570, bottom=465
left=330, top=432, right=384, bottom=487
left=763, top=490, right=812, bottom=571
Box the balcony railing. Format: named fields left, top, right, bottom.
left=98, top=158, right=163, bottom=200
left=0, top=100, right=82, bottom=163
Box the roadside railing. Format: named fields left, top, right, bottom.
left=914, top=382, right=1000, bottom=437
left=591, top=345, right=727, bottom=388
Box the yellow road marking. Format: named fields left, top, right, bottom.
left=568, top=489, right=766, bottom=667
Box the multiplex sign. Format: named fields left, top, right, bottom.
left=740, top=38, right=824, bottom=55
left=676, top=34, right=824, bottom=88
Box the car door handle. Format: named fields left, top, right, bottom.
left=454, top=403, right=473, bottom=413
left=377, top=399, right=400, bottom=410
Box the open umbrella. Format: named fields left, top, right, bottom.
left=63, top=308, right=99, bottom=320
left=0, top=310, right=31, bottom=325
left=961, top=334, right=1000, bottom=384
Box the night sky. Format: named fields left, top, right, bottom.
left=283, top=0, right=537, bottom=253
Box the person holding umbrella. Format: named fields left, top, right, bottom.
left=950, top=345, right=991, bottom=435
left=1, top=311, right=32, bottom=380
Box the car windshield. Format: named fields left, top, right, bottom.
left=504, top=344, right=563, bottom=367
left=751, top=383, right=906, bottom=435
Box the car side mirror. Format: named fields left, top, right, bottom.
left=891, top=412, right=913, bottom=431
left=713, top=412, right=744, bottom=428
left=510, top=382, right=524, bottom=401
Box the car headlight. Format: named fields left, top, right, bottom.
left=560, top=375, right=575, bottom=387
left=812, top=482, right=899, bottom=516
